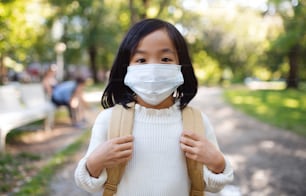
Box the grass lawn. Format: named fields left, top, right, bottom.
left=223, top=86, right=306, bottom=137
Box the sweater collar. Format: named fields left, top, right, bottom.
left=135, top=101, right=180, bottom=116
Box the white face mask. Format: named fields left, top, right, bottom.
left=124, top=64, right=184, bottom=105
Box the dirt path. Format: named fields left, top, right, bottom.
left=49, top=87, right=306, bottom=196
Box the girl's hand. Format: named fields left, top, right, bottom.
left=86, top=135, right=133, bottom=178
left=180, top=130, right=225, bottom=174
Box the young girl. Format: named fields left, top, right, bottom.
left=75, top=18, right=233, bottom=195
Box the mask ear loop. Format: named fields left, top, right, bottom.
left=173, top=89, right=180, bottom=102
left=132, top=92, right=137, bottom=102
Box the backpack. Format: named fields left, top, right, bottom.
left=103, top=102, right=206, bottom=196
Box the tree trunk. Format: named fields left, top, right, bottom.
left=156, top=0, right=170, bottom=17
left=88, top=45, right=98, bottom=84
left=0, top=55, right=5, bottom=85
left=129, top=0, right=137, bottom=25
left=141, top=0, right=149, bottom=19
left=129, top=0, right=168, bottom=23
left=287, top=44, right=299, bottom=89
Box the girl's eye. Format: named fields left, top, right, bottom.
left=161, top=57, right=173, bottom=62
left=135, top=58, right=146, bottom=63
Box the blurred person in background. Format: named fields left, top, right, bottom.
left=51, top=76, right=89, bottom=128
left=42, top=64, right=58, bottom=99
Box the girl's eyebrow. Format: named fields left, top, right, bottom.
left=133, top=48, right=176, bottom=55
left=133, top=49, right=147, bottom=55
left=161, top=48, right=176, bottom=54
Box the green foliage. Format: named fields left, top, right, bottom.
left=47, top=0, right=126, bottom=83
left=0, top=0, right=54, bottom=64
left=192, top=50, right=222, bottom=85
left=1, top=0, right=305, bottom=87
left=186, top=3, right=281, bottom=83
left=224, top=87, right=306, bottom=137
left=266, top=0, right=306, bottom=87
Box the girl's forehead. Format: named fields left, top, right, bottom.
left=135, top=29, right=176, bottom=52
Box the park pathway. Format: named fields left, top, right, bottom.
left=49, top=87, right=306, bottom=196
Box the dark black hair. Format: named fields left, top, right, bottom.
left=76, top=76, right=86, bottom=85
left=101, top=18, right=198, bottom=109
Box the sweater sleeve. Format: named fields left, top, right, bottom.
left=201, top=113, right=234, bottom=193
left=74, top=108, right=112, bottom=193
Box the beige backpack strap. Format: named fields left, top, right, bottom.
left=103, top=102, right=135, bottom=196
left=182, top=106, right=206, bottom=196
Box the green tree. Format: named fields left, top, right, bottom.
left=186, top=4, right=276, bottom=83
left=128, top=0, right=174, bottom=24
left=47, top=0, right=178, bottom=83
left=47, top=0, right=120, bottom=83
left=0, top=0, right=52, bottom=84
left=268, top=0, right=306, bottom=88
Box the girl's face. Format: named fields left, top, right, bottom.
left=129, top=29, right=179, bottom=65
left=128, top=29, right=180, bottom=109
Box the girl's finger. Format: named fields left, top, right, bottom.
left=116, top=149, right=133, bottom=159
left=184, top=152, right=198, bottom=161
left=114, top=155, right=133, bottom=165
left=180, top=143, right=194, bottom=153
left=180, top=135, right=196, bottom=147
left=116, top=141, right=133, bottom=151
left=115, top=135, right=134, bottom=144
left=181, top=130, right=200, bottom=141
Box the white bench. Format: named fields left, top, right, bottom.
left=0, top=83, right=55, bottom=152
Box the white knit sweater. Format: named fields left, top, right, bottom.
left=75, top=103, right=234, bottom=196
